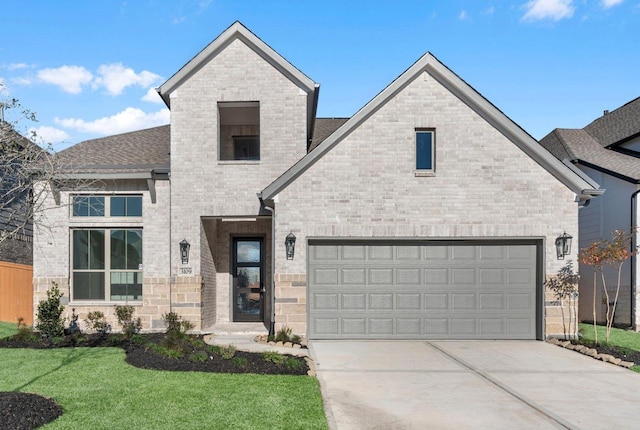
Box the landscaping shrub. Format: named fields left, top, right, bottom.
left=284, top=357, right=303, bottom=370
left=84, top=311, right=112, bottom=335
left=275, top=326, right=293, bottom=343
left=115, top=305, right=142, bottom=339
left=189, top=351, right=208, bottom=362
left=221, top=345, right=237, bottom=360
left=13, top=317, right=36, bottom=342
left=262, top=351, right=286, bottom=365
left=35, top=283, right=65, bottom=338
left=231, top=356, right=248, bottom=368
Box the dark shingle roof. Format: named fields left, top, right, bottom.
left=58, top=125, right=170, bottom=173
left=309, top=118, right=349, bottom=151
left=584, top=97, right=640, bottom=147
left=540, top=96, right=640, bottom=182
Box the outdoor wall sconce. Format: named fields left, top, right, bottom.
left=285, top=232, right=296, bottom=260
left=180, top=239, right=190, bottom=264
left=555, top=232, right=572, bottom=260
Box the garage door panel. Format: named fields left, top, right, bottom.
left=370, top=294, right=393, bottom=310
left=308, top=242, right=539, bottom=340
left=342, top=268, right=366, bottom=284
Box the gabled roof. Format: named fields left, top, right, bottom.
left=157, top=21, right=320, bottom=146
left=57, top=125, right=170, bottom=176
left=260, top=52, right=601, bottom=202
left=540, top=97, right=640, bottom=183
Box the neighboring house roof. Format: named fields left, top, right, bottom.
left=540, top=97, right=640, bottom=183
left=56, top=125, right=170, bottom=177
left=157, top=21, right=320, bottom=147
left=583, top=97, right=640, bottom=148
left=310, top=118, right=349, bottom=151
left=260, top=52, right=601, bottom=202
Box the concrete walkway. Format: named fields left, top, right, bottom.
left=203, top=334, right=308, bottom=357
left=310, top=340, right=640, bottom=430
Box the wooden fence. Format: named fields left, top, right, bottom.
left=0, top=261, right=33, bottom=325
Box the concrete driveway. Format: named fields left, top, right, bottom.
left=309, top=340, right=640, bottom=429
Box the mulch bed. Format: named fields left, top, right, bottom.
left=573, top=340, right=640, bottom=365
left=0, top=332, right=309, bottom=429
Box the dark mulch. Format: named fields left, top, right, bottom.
left=573, top=340, right=640, bottom=365
left=0, top=392, right=62, bottom=430
left=0, top=332, right=308, bottom=429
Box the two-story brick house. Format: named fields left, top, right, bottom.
left=33, top=22, right=601, bottom=340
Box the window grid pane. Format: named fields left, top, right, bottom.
left=416, top=131, right=434, bottom=170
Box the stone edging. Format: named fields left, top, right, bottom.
left=253, top=335, right=315, bottom=376
left=253, top=335, right=308, bottom=350
left=547, top=338, right=635, bottom=369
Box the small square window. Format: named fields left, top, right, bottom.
left=416, top=130, right=435, bottom=172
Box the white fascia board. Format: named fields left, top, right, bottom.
left=158, top=21, right=316, bottom=107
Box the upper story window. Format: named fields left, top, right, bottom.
left=219, top=101, right=260, bottom=161
left=415, top=129, right=435, bottom=174
left=72, top=195, right=142, bottom=217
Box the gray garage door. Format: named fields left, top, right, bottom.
left=308, top=241, right=540, bottom=340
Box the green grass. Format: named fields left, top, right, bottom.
left=579, top=323, right=640, bottom=373
left=0, top=321, right=17, bottom=339
left=0, top=347, right=327, bottom=429
left=579, top=323, right=640, bottom=351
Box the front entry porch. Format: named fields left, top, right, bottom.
left=200, top=216, right=272, bottom=335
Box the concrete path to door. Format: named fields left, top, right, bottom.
left=309, top=340, right=640, bottom=429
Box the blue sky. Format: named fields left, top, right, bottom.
left=1, top=0, right=638, bottom=150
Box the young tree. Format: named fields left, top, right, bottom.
left=0, top=96, right=59, bottom=246
left=545, top=261, right=579, bottom=339
left=578, top=229, right=636, bottom=343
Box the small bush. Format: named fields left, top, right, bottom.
left=275, top=326, right=293, bottom=343
left=231, top=356, right=247, bottom=368
left=220, top=344, right=237, bottom=360
left=262, top=351, right=286, bottom=365
left=85, top=311, right=112, bottom=335
left=12, top=317, right=36, bottom=342
left=291, top=334, right=302, bottom=344
left=115, top=305, right=142, bottom=339
left=190, top=338, right=206, bottom=349
left=207, top=345, right=222, bottom=355
left=284, top=357, right=303, bottom=370
left=36, top=283, right=65, bottom=338
left=65, top=308, right=81, bottom=335
left=189, top=351, right=208, bottom=362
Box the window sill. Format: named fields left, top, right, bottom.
left=414, top=170, right=436, bottom=177
left=69, top=301, right=143, bottom=307
left=218, top=160, right=260, bottom=165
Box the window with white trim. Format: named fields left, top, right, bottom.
left=72, top=228, right=143, bottom=301
left=72, top=195, right=142, bottom=217
left=415, top=129, right=435, bottom=173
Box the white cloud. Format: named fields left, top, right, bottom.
left=29, top=126, right=70, bottom=144
left=459, top=10, right=469, bottom=20
left=8, top=63, right=32, bottom=71
left=483, top=6, right=495, bottom=15
left=522, top=0, right=575, bottom=21
left=56, top=107, right=169, bottom=135
left=601, top=0, right=623, bottom=8
left=94, top=63, right=162, bottom=96
left=142, top=87, right=163, bottom=103
left=37, top=65, right=94, bottom=94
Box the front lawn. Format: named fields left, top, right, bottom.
left=0, top=347, right=327, bottom=429
left=579, top=323, right=640, bottom=373
left=0, top=321, right=17, bottom=339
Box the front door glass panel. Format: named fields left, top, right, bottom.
left=233, top=238, right=264, bottom=321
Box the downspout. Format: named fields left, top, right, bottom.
left=169, top=170, right=173, bottom=314
left=261, top=201, right=276, bottom=337
left=630, top=189, right=640, bottom=329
